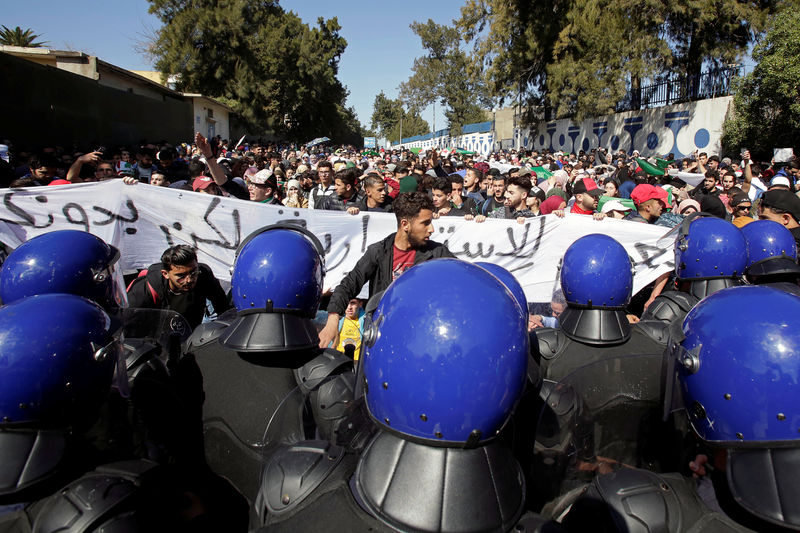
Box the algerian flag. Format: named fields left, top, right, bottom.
left=636, top=158, right=665, bottom=176
left=655, top=158, right=671, bottom=170
left=532, top=166, right=553, bottom=179
left=597, top=196, right=636, bottom=213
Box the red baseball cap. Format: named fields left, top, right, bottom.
left=192, top=176, right=215, bottom=191
left=630, top=184, right=671, bottom=208
left=572, top=177, right=603, bottom=196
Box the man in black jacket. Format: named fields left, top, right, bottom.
left=317, top=192, right=455, bottom=347
left=127, top=244, right=231, bottom=329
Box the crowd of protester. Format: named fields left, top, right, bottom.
left=5, top=132, right=800, bottom=324
left=2, top=133, right=800, bottom=530
left=4, top=136, right=800, bottom=255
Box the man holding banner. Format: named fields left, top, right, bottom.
left=317, top=192, right=454, bottom=348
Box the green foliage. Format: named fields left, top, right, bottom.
left=722, top=7, right=800, bottom=158
left=400, top=19, right=489, bottom=136
left=0, top=26, right=46, bottom=47
left=546, top=0, right=671, bottom=119
left=370, top=92, right=429, bottom=143
left=147, top=0, right=359, bottom=143
left=458, top=0, right=774, bottom=124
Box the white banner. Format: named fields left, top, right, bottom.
left=0, top=181, right=676, bottom=302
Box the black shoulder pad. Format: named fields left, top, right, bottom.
left=635, top=320, right=670, bottom=345
left=255, top=440, right=345, bottom=520
left=185, top=308, right=238, bottom=350
left=309, top=372, right=357, bottom=442
left=590, top=469, right=690, bottom=533
left=535, top=328, right=565, bottom=360
left=294, top=349, right=353, bottom=394
left=640, top=292, right=698, bottom=324
left=33, top=460, right=159, bottom=533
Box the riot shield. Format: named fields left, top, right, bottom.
left=532, top=353, right=673, bottom=505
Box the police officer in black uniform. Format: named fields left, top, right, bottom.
left=741, top=219, right=800, bottom=294
left=530, top=234, right=678, bottom=498
left=532, top=234, right=666, bottom=382
left=640, top=214, right=747, bottom=326
left=185, top=224, right=355, bottom=515
left=253, top=259, right=564, bottom=533
left=0, top=294, right=245, bottom=532
left=560, top=285, right=800, bottom=532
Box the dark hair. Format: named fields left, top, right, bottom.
left=708, top=155, right=720, bottom=163
left=447, top=173, right=464, bottom=186
left=29, top=153, right=59, bottom=170
left=507, top=176, right=532, bottom=194
left=317, top=160, right=333, bottom=171
left=334, top=169, right=357, bottom=189
left=432, top=176, right=452, bottom=194
left=467, top=167, right=484, bottom=180
left=395, top=164, right=409, bottom=175
left=188, top=159, right=206, bottom=178
left=394, top=192, right=434, bottom=223
left=364, top=174, right=385, bottom=189
left=158, top=148, right=176, bottom=161
left=161, top=245, right=197, bottom=269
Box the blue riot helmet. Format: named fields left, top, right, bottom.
left=219, top=222, right=325, bottom=357
left=363, top=259, right=528, bottom=446
left=674, top=214, right=746, bottom=299
left=741, top=219, right=800, bottom=279
left=666, top=285, right=800, bottom=530
left=558, top=234, right=634, bottom=345
left=475, top=261, right=528, bottom=315
left=0, top=230, right=126, bottom=311
left=0, top=294, right=120, bottom=497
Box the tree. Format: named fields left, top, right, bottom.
left=0, top=26, right=46, bottom=47
left=722, top=8, right=800, bottom=158
left=458, top=0, right=774, bottom=125
left=370, top=92, right=429, bottom=144
left=399, top=19, right=489, bottom=136
left=546, top=0, right=671, bottom=119
left=387, top=109, right=429, bottom=144
left=457, top=0, right=570, bottom=124
left=664, top=0, right=771, bottom=81
left=147, top=0, right=359, bottom=143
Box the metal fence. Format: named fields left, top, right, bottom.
left=615, top=66, right=741, bottom=112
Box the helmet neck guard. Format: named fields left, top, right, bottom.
left=353, top=430, right=525, bottom=533
left=559, top=306, right=631, bottom=346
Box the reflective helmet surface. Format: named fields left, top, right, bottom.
left=0, top=230, right=124, bottom=310
left=0, top=294, right=118, bottom=427
left=741, top=219, right=800, bottom=276
left=674, top=217, right=746, bottom=280
left=231, top=225, right=324, bottom=317
left=560, top=234, right=632, bottom=308
left=675, top=285, right=800, bottom=443
left=475, top=262, right=527, bottom=314
left=364, top=259, right=529, bottom=446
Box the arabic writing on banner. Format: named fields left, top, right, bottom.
left=0, top=181, right=676, bottom=302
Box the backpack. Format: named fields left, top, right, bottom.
left=126, top=269, right=160, bottom=305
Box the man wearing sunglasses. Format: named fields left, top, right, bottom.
left=127, top=244, right=231, bottom=329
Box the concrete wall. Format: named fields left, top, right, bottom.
left=520, top=97, right=732, bottom=158
left=0, top=51, right=193, bottom=149
left=388, top=97, right=732, bottom=158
